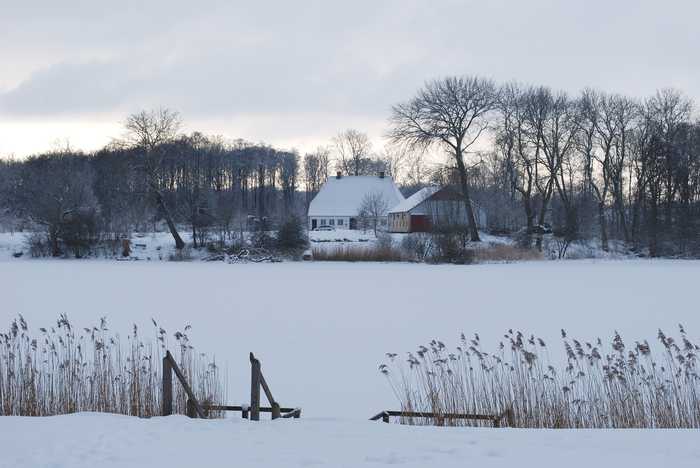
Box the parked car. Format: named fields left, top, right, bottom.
left=313, top=225, right=335, bottom=231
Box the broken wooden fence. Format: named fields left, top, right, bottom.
left=370, top=408, right=515, bottom=427
left=162, top=350, right=301, bottom=420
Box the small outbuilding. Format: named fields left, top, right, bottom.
left=388, top=185, right=487, bottom=233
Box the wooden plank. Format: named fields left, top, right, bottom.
left=203, top=405, right=298, bottom=413
left=166, top=351, right=206, bottom=418
left=280, top=408, right=302, bottom=419
left=371, top=410, right=500, bottom=423
left=250, top=352, right=261, bottom=421
left=162, top=355, right=173, bottom=416
left=259, top=372, right=276, bottom=406
left=271, top=402, right=281, bottom=420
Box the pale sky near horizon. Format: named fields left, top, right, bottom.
left=1, top=0, right=699, bottom=159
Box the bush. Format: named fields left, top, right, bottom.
left=168, top=246, right=193, bottom=261
left=25, top=232, right=51, bottom=258
left=429, top=227, right=473, bottom=264
left=400, top=233, right=434, bottom=261
left=276, top=216, right=307, bottom=252
left=472, top=244, right=543, bottom=263
left=250, top=218, right=274, bottom=250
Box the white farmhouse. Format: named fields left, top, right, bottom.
left=307, top=172, right=405, bottom=230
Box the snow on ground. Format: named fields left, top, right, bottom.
left=2, top=257, right=700, bottom=466
left=2, top=258, right=700, bottom=418
left=2, top=413, right=699, bottom=468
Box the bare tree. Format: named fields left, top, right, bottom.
left=388, top=76, right=498, bottom=241
left=333, top=129, right=373, bottom=176
left=303, top=147, right=330, bottom=208
left=358, top=191, right=390, bottom=235
left=123, top=108, right=185, bottom=249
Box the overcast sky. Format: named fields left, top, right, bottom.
left=1, top=0, right=698, bottom=158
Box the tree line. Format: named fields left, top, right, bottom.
left=0, top=76, right=699, bottom=258
left=389, top=77, right=700, bottom=257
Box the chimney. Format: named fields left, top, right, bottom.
left=336, top=171, right=342, bottom=179
left=379, top=171, right=385, bottom=179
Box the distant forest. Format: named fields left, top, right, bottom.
left=0, top=75, right=699, bottom=258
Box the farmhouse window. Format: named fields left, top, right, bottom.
left=329, top=219, right=335, bottom=225
left=337, top=219, right=344, bottom=226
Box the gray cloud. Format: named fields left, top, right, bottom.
left=1, top=0, right=699, bottom=153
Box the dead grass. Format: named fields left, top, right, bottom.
left=0, top=315, right=224, bottom=417
left=472, top=244, right=543, bottom=263
left=312, top=245, right=408, bottom=262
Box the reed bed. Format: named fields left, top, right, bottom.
left=380, top=326, right=700, bottom=428
left=312, top=245, right=408, bottom=262
left=0, top=315, right=224, bottom=417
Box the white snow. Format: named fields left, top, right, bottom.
left=2, top=258, right=700, bottom=466
left=2, top=413, right=699, bottom=468
left=308, top=175, right=405, bottom=218
left=388, top=186, right=440, bottom=214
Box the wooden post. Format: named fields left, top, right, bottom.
left=165, top=351, right=206, bottom=418
left=242, top=408, right=249, bottom=419
left=506, top=408, right=515, bottom=427
left=382, top=412, right=390, bottom=423
left=271, top=402, right=281, bottom=420
left=162, top=354, right=173, bottom=416
left=187, top=398, right=196, bottom=418
left=250, top=352, right=261, bottom=421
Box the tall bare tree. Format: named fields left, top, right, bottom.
left=333, top=129, right=373, bottom=176
left=123, top=108, right=185, bottom=249
left=389, top=76, right=498, bottom=241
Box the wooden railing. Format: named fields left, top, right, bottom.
left=162, top=350, right=301, bottom=421
left=370, top=408, right=515, bottom=427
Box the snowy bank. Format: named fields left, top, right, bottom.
left=2, top=413, right=699, bottom=468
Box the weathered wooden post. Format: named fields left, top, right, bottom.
left=250, top=352, right=261, bottom=421
left=162, top=353, right=173, bottom=416
left=382, top=412, right=390, bottom=423
left=187, top=399, right=196, bottom=418
left=505, top=408, right=515, bottom=427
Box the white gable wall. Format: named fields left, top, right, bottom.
left=308, top=175, right=405, bottom=230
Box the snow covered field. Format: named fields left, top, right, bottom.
left=2, top=413, right=700, bottom=468
left=2, top=258, right=700, bottom=466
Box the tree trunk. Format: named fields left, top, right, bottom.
left=455, top=152, right=480, bottom=242
left=155, top=190, right=185, bottom=250
left=598, top=202, right=608, bottom=252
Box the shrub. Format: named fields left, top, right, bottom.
left=472, top=244, right=543, bottom=263
left=168, top=246, right=193, bottom=262
left=250, top=218, right=274, bottom=250
left=276, top=216, right=308, bottom=252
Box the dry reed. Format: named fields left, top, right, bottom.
left=0, top=315, right=224, bottom=417
left=380, top=326, right=700, bottom=428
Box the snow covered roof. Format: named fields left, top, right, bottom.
left=388, top=186, right=440, bottom=214
left=308, top=175, right=405, bottom=217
